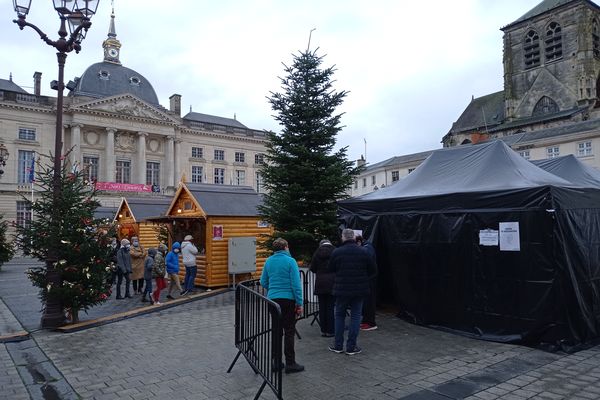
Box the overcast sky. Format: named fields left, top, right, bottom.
left=1, top=0, right=543, bottom=164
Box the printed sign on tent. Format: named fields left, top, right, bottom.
left=499, top=222, right=520, bottom=251
left=479, top=229, right=499, bottom=246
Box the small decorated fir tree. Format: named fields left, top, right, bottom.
left=15, top=155, right=115, bottom=323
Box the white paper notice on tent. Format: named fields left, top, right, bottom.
left=499, top=222, right=520, bottom=251
left=479, top=229, right=498, bottom=246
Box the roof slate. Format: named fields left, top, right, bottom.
left=124, top=197, right=172, bottom=221
left=186, top=183, right=262, bottom=216
left=0, top=79, right=28, bottom=94
left=363, top=150, right=436, bottom=173
left=449, top=91, right=505, bottom=134
left=183, top=112, right=248, bottom=129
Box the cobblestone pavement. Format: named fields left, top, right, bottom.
left=2, top=258, right=600, bottom=399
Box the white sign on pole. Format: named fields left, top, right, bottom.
left=499, top=222, right=520, bottom=251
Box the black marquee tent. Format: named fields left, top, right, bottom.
left=532, top=155, right=600, bottom=189
left=338, top=140, right=600, bottom=349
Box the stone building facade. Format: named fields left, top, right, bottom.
left=352, top=0, right=600, bottom=197
left=0, top=11, right=267, bottom=232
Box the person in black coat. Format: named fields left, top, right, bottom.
left=328, top=229, right=377, bottom=355
left=310, top=239, right=336, bottom=337
left=356, top=235, right=378, bottom=331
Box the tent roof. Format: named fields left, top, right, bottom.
left=186, top=183, right=262, bottom=216
left=351, top=140, right=573, bottom=201
left=532, top=155, right=600, bottom=188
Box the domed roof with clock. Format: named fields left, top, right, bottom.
left=69, top=7, right=159, bottom=105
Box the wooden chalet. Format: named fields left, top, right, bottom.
left=114, top=196, right=172, bottom=248
left=147, top=182, right=271, bottom=288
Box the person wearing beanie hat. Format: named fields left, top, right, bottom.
left=116, top=238, right=133, bottom=299
left=310, top=239, right=336, bottom=337
left=181, top=234, right=199, bottom=295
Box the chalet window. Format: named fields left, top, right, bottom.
left=184, top=201, right=193, bottom=210
left=594, top=20, right=600, bottom=58
left=533, top=96, right=559, bottom=116
left=391, top=171, right=400, bottom=182
left=116, top=160, right=131, bottom=183
left=547, top=146, right=560, bottom=158
left=214, top=149, right=225, bottom=161
left=191, top=147, right=203, bottom=158
left=16, top=201, right=31, bottom=228
left=146, top=162, right=160, bottom=186
left=18, top=127, right=36, bottom=141
left=82, top=156, right=99, bottom=182
left=235, top=152, right=245, bottom=163
left=577, top=141, right=592, bottom=157
left=191, top=165, right=203, bottom=183
left=524, top=30, right=541, bottom=68
left=214, top=168, right=225, bottom=184
left=545, top=22, right=562, bottom=62
left=519, top=150, right=531, bottom=160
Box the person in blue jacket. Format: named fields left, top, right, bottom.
left=165, top=242, right=182, bottom=299
left=260, top=237, right=304, bottom=374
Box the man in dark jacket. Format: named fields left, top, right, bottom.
left=116, top=238, right=133, bottom=299
left=328, top=229, right=377, bottom=355
left=310, top=239, right=335, bottom=337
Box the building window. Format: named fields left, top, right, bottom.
left=408, top=168, right=415, bottom=174
left=235, top=170, right=246, bottom=185
left=371, top=175, right=376, bottom=185
left=191, top=166, right=203, bottom=183
left=146, top=162, right=160, bottom=186
left=115, top=160, right=131, bottom=183
left=191, top=147, right=203, bottom=158
left=82, top=156, right=99, bottom=182
left=547, top=146, right=560, bottom=158
left=18, top=150, right=35, bottom=184
left=255, top=153, right=265, bottom=165
left=578, top=141, right=593, bottom=157
left=214, top=168, right=225, bottom=184
left=16, top=201, right=31, bottom=229
left=532, top=96, right=559, bottom=116
left=256, top=172, right=263, bottom=193
left=524, top=30, right=541, bottom=69
left=391, top=171, right=400, bottom=182
left=362, top=178, right=367, bottom=187
left=354, top=180, right=358, bottom=189
left=18, top=127, right=36, bottom=141
left=214, top=149, right=225, bottom=161
left=545, top=22, right=562, bottom=62
left=519, top=150, right=531, bottom=160
left=235, top=152, right=245, bottom=163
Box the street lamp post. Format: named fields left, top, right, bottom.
left=12, top=0, right=99, bottom=328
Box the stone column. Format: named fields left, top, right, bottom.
left=174, top=139, right=182, bottom=184
left=165, top=135, right=175, bottom=187
left=137, top=132, right=147, bottom=184
left=70, top=124, right=82, bottom=168
left=105, top=128, right=116, bottom=182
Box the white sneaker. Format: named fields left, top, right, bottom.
left=155, top=301, right=161, bottom=305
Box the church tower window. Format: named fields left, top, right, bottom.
left=545, top=22, right=562, bottom=61
left=593, top=19, right=600, bottom=58
left=524, top=30, right=541, bottom=68
left=533, top=96, right=559, bottom=116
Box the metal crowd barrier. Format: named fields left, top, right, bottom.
left=227, top=279, right=283, bottom=400
left=297, top=269, right=320, bottom=337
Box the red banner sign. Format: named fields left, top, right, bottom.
left=95, top=182, right=152, bottom=192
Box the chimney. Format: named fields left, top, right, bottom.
left=357, top=155, right=366, bottom=168
left=470, top=132, right=489, bottom=144
left=169, top=94, right=181, bottom=116
left=33, top=72, right=42, bottom=96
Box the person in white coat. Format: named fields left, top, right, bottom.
left=181, top=234, right=199, bottom=295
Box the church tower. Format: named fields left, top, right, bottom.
left=502, top=0, right=600, bottom=121
left=102, top=7, right=122, bottom=65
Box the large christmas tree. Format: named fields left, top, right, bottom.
left=260, top=49, right=360, bottom=259
left=16, top=156, right=115, bottom=323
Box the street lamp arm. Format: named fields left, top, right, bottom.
left=12, top=15, right=91, bottom=54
